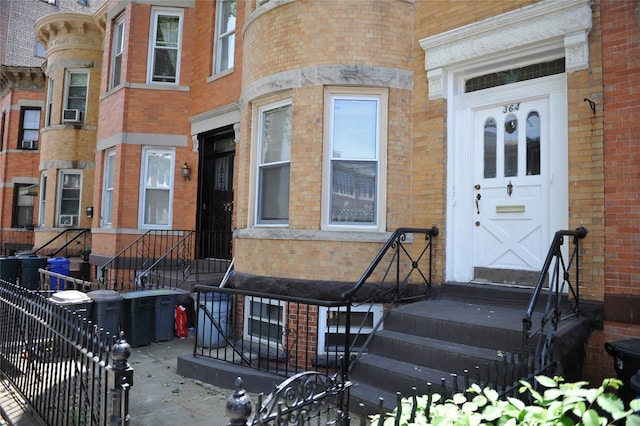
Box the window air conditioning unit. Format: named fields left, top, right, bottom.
left=59, top=215, right=78, bottom=227
left=62, top=109, right=83, bottom=124
left=19, top=140, right=37, bottom=150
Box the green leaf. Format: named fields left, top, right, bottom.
left=626, top=414, right=640, bottom=426
left=452, top=393, right=467, bottom=405
left=506, top=396, right=525, bottom=411
left=581, top=408, right=603, bottom=426
left=596, top=392, right=624, bottom=414
left=536, top=375, right=559, bottom=389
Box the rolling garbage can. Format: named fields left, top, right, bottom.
left=17, top=254, right=48, bottom=290
left=605, top=339, right=640, bottom=407
left=0, top=256, right=20, bottom=284
left=121, top=291, right=154, bottom=347
left=87, top=290, right=123, bottom=341
left=196, top=292, right=231, bottom=349
left=49, top=290, right=92, bottom=320
left=149, top=289, right=181, bottom=342
left=47, top=257, right=70, bottom=291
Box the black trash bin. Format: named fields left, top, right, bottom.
left=0, top=256, right=20, bottom=284
left=121, top=291, right=154, bottom=347
left=605, top=339, right=640, bottom=406
left=149, top=289, right=181, bottom=342
left=17, top=254, right=48, bottom=290
left=88, top=290, right=123, bottom=341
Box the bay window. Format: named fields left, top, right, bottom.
left=324, top=88, right=387, bottom=231
left=148, top=8, right=183, bottom=84
left=102, top=150, right=115, bottom=226
left=140, top=147, right=174, bottom=228
left=58, top=172, right=81, bottom=227
left=110, top=16, right=125, bottom=89
left=214, top=0, right=235, bottom=74
left=256, top=101, right=291, bottom=225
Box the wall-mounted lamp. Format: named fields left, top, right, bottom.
left=86, top=206, right=94, bottom=218
left=182, top=162, right=192, bottom=181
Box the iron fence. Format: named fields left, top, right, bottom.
left=0, top=279, right=133, bottom=425
left=0, top=228, right=35, bottom=256
left=193, top=285, right=352, bottom=378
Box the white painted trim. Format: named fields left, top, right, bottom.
left=419, top=0, right=591, bottom=100
left=447, top=75, right=567, bottom=283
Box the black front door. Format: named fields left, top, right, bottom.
left=197, top=128, right=234, bottom=259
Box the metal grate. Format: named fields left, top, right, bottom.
left=465, top=58, right=565, bottom=93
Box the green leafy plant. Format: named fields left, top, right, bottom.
left=370, top=376, right=640, bottom=425
left=80, top=247, right=91, bottom=261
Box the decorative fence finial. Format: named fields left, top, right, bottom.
left=227, top=377, right=252, bottom=426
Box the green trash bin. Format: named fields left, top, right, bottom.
left=88, top=290, right=123, bottom=341
left=18, top=254, right=48, bottom=290
left=149, top=289, right=181, bottom=342
left=121, top=291, right=154, bottom=347
left=0, top=256, right=20, bottom=284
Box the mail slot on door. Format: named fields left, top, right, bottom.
left=496, top=205, right=525, bottom=213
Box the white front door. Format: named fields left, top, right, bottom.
left=447, top=75, right=568, bottom=284
left=472, top=98, right=549, bottom=284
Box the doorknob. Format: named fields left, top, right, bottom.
left=474, top=184, right=481, bottom=190
left=507, top=181, right=513, bottom=197
left=476, top=193, right=481, bottom=214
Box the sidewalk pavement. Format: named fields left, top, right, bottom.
left=129, top=334, right=251, bottom=426
left=0, top=335, right=254, bottom=426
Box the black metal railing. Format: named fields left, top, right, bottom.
left=0, top=228, right=35, bottom=255
left=522, top=227, right=588, bottom=373
left=193, top=285, right=352, bottom=378
left=31, top=228, right=91, bottom=258
left=341, top=227, right=439, bottom=304
left=0, top=280, right=133, bottom=425
left=340, top=227, right=439, bottom=374
left=97, top=230, right=232, bottom=291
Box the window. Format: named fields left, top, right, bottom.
left=140, top=147, right=174, bottom=228
left=214, top=0, right=235, bottom=74
left=13, top=185, right=35, bottom=228
left=318, top=304, right=383, bottom=356
left=45, top=78, right=54, bottom=126
left=19, top=108, right=41, bottom=150
left=244, top=297, right=285, bottom=347
left=35, top=41, right=47, bottom=58
left=256, top=101, right=291, bottom=225
left=148, top=9, right=183, bottom=84
left=110, top=16, right=125, bottom=89
left=1, top=112, right=5, bottom=150
left=58, top=172, right=81, bottom=227
left=64, top=70, right=88, bottom=122
left=102, top=150, right=115, bottom=226
left=324, top=88, right=387, bottom=230
left=39, top=173, right=47, bottom=227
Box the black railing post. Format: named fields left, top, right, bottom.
left=107, top=332, right=133, bottom=426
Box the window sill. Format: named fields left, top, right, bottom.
left=234, top=228, right=391, bottom=243
left=207, top=67, right=234, bottom=83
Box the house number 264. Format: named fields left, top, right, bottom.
left=503, top=103, right=520, bottom=113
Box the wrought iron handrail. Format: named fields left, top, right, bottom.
left=31, top=228, right=91, bottom=258
left=522, top=227, right=588, bottom=369
left=341, top=227, right=439, bottom=304
left=97, top=230, right=232, bottom=291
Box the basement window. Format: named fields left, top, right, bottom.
left=318, top=304, right=383, bottom=357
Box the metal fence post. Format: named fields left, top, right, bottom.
left=107, top=332, right=134, bottom=426
left=227, top=377, right=252, bottom=426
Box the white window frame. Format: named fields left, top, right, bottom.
left=64, top=69, right=89, bottom=121
left=110, top=15, right=125, bottom=89
left=102, top=149, right=116, bottom=227
left=322, top=87, right=387, bottom=232
left=19, top=107, right=41, bottom=149
left=57, top=171, right=82, bottom=227
left=254, top=99, right=292, bottom=226
left=214, top=0, right=236, bottom=75
left=243, top=297, right=286, bottom=349
left=147, top=8, right=183, bottom=84
left=38, top=173, right=47, bottom=227
left=317, top=304, right=383, bottom=356
left=139, top=147, right=175, bottom=229
left=45, top=78, right=54, bottom=127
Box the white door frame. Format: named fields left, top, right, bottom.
left=447, top=75, right=568, bottom=283
left=418, top=0, right=592, bottom=283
